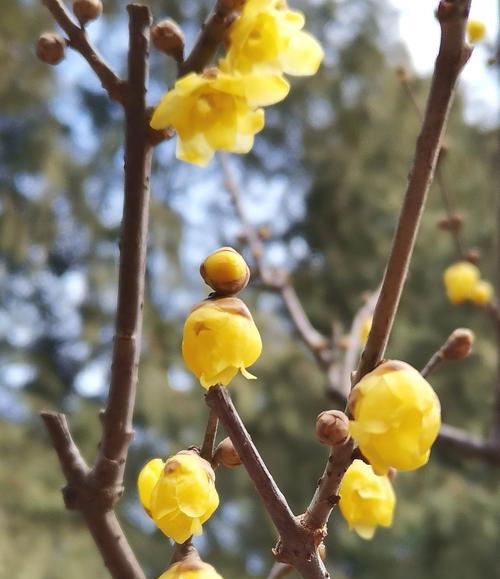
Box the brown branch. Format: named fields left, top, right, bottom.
left=200, top=408, right=219, bottom=462
left=206, top=386, right=329, bottom=579
left=41, top=0, right=126, bottom=103
left=491, top=152, right=500, bottom=444
left=178, top=0, right=242, bottom=77
left=439, top=424, right=500, bottom=463
left=219, top=153, right=330, bottom=360
left=356, top=0, right=472, bottom=382
left=41, top=5, right=153, bottom=578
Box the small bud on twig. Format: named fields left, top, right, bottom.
left=465, top=248, right=481, bottom=264
left=73, top=0, right=103, bottom=25
left=151, top=19, right=185, bottom=62
left=213, top=437, right=242, bottom=468
left=316, top=410, right=350, bottom=446
left=442, top=328, right=474, bottom=360
left=36, top=33, right=66, bottom=65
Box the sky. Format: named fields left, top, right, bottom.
left=390, top=0, right=499, bottom=126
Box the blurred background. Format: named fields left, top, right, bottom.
left=0, top=0, right=498, bottom=578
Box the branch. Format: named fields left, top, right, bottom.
left=41, top=0, right=126, bottom=103
left=41, top=5, right=152, bottom=578
left=219, top=153, right=330, bottom=360
left=206, top=386, right=329, bottom=579
left=439, top=424, right=500, bottom=463
left=491, top=160, right=500, bottom=444
left=356, top=0, right=472, bottom=382
left=200, top=408, right=219, bottom=462
left=421, top=327, right=474, bottom=378
left=178, top=0, right=242, bottom=77
left=267, top=563, right=293, bottom=579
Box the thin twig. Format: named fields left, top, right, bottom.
left=491, top=145, right=500, bottom=444
left=356, top=0, right=473, bottom=382
left=200, top=408, right=219, bottom=461
left=267, top=562, right=293, bottom=579
left=41, top=0, right=126, bottom=103
left=206, top=386, right=329, bottom=579
left=219, top=153, right=330, bottom=360
left=178, top=0, right=242, bottom=76
left=41, top=5, right=152, bottom=578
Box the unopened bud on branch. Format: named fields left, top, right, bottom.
left=200, top=247, right=250, bottom=296
left=466, top=248, right=481, bottom=264
left=36, top=33, right=66, bottom=65
left=73, top=0, right=103, bottom=24
left=442, top=328, right=474, bottom=360
left=316, top=410, right=350, bottom=446
left=213, top=437, right=242, bottom=468
left=152, top=19, right=185, bottom=61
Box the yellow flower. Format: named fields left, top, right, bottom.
left=182, top=296, right=262, bottom=388
left=349, top=361, right=441, bottom=475
left=471, top=280, right=493, bottom=306
left=200, top=247, right=250, bottom=295
left=467, top=20, right=486, bottom=43
left=359, top=317, right=372, bottom=345
left=159, top=559, right=223, bottom=579
left=221, top=0, right=323, bottom=76
left=137, top=452, right=219, bottom=544
left=150, top=69, right=289, bottom=166
left=339, top=459, right=395, bottom=540
left=443, top=261, right=480, bottom=304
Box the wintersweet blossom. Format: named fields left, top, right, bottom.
left=221, top=0, right=323, bottom=76
left=150, top=69, right=289, bottom=166
left=339, top=459, right=395, bottom=540
left=182, top=296, right=262, bottom=388
left=137, top=452, right=219, bottom=543
left=471, top=280, right=493, bottom=306
left=349, top=361, right=441, bottom=475
left=158, top=559, right=223, bottom=579
left=443, top=261, right=480, bottom=304
left=467, top=20, right=486, bottom=43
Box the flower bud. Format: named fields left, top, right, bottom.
left=443, top=261, right=480, bottom=305
left=151, top=19, right=185, bottom=61
left=73, top=0, right=103, bottom=24
left=471, top=280, right=494, bottom=306
left=466, top=248, right=481, bottom=264
left=316, top=410, right=350, bottom=446
left=213, top=437, right=241, bottom=468
left=159, top=558, right=223, bottom=579
left=442, top=328, right=474, bottom=360
left=467, top=20, right=486, bottom=43
left=36, top=33, right=66, bottom=65
left=200, top=247, right=250, bottom=296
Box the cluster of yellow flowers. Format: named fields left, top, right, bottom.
left=443, top=261, right=493, bottom=306
left=151, top=0, right=323, bottom=165
left=339, top=360, right=441, bottom=539
left=138, top=452, right=219, bottom=544
left=183, top=247, right=262, bottom=388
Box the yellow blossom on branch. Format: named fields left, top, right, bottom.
left=471, top=280, right=494, bottom=306
left=200, top=246, right=250, bottom=295
left=339, top=459, right=395, bottom=540
left=182, top=296, right=262, bottom=388
left=467, top=20, right=486, bottom=43
left=221, top=0, right=324, bottom=76
left=158, top=559, right=223, bottom=579
left=137, top=452, right=219, bottom=544
left=150, top=69, right=289, bottom=166
left=349, top=361, right=441, bottom=475
left=443, top=261, right=480, bottom=304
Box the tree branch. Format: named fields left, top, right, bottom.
left=206, top=386, right=329, bottom=579
left=41, top=5, right=152, bottom=578
left=356, top=0, right=473, bottom=382
left=178, top=0, right=242, bottom=77
left=267, top=562, right=293, bottom=579
left=200, top=408, right=219, bottom=462
left=41, top=0, right=126, bottom=103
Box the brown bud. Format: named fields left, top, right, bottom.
left=316, top=410, right=350, bottom=446
left=448, top=213, right=464, bottom=231
left=465, top=248, right=481, bottom=264
left=395, top=65, right=410, bottom=82
left=151, top=19, right=185, bottom=61
left=442, top=328, right=474, bottom=360
left=200, top=247, right=250, bottom=296
left=36, top=33, right=66, bottom=65
left=73, top=0, right=103, bottom=24
left=257, top=226, right=271, bottom=240
left=213, top=437, right=241, bottom=468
